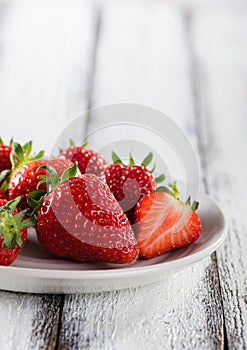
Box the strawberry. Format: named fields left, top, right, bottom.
left=0, top=189, right=7, bottom=200
left=0, top=138, right=12, bottom=173
left=8, top=158, right=75, bottom=211
left=34, top=165, right=138, bottom=264
left=0, top=140, right=45, bottom=192
left=135, top=182, right=202, bottom=259
left=60, top=140, right=107, bottom=177
left=0, top=197, right=35, bottom=266
left=104, top=152, right=164, bottom=224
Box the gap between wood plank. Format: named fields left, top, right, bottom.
left=182, top=8, right=228, bottom=350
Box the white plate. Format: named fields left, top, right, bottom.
left=0, top=194, right=227, bottom=294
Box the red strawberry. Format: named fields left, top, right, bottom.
left=104, top=152, right=163, bottom=224
left=36, top=167, right=138, bottom=264
left=0, top=197, right=35, bottom=266
left=135, top=183, right=202, bottom=259
left=0, top=189, right=7, bottom=200
left=0, top=144, right=12, bottom=173
left=61, top=140, right=107, bottom=177
left=8, top=158, right=75, bottom=211
left=0, top=141, right=45, bottom=192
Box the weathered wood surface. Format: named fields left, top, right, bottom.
left=0, top=1, right=94, bottom=349
left=58, top=3, right=223, bottom=350
left=0, top=0, right=246, bottom=349
left=191, top=6, right=247, bottom=349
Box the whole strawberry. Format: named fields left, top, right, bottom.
left=35, top=166, right=139, bottom=264
left=135, top=182, right=202, bottom=259
left=0, top=140, right=45, bottom=192
left=104, top=152, right=164, bottom=224
left=60, top=140, right=107, bottom=177
left=8, top=158, right=75, bottom=211
left=0, top=138, right=12, bottom=173
left=0, top=197, right=35, bottom=266
left=0, top=189, right=7, bottom=200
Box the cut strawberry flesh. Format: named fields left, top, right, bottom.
left=135, top=192, right=202, bottom=259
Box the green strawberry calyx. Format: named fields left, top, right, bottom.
left=27, top=162, right=78, bottom=214
left=111, top=151, right=165, bottom=184
left=0, top=141, right=45, bottom=191
left=0, top=197, right=35, bottom=249
left=156, top=181, right=199, bottom=211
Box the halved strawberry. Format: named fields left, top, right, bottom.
left=33, top=165, right=139, bottom=264
left=104, top=152, right=164, bottom=224
left=0, top=197, right=35, bottom=266
left=60, top=140, right=107, bottom=177
left=135, top=183, right=201, bottom=259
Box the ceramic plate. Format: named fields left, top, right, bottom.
left=0, top=194, right=227, bottom=294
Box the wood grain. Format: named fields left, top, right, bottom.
left=0, top=0, right=94, bottom=153
left=0, top=1, right=95, bottom=349
left=58, top=3, right=223, bottom=349
left=191, top=5, right=247, bottom=348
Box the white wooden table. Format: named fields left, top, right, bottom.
left=0, top=0, right=246, bottom=348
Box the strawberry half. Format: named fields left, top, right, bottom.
left=8, top=158, right=75, bottom=211
left=135, top=183, right=202, bottom=259
left=0, top=197, right=35, bottom=266
left=104, top=152, right=164, bottom=224
left=60, top=140, right=107, bottom=177
left=34, top=165, right=138, bottom=264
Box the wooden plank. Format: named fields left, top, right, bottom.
left=0, top=0, right=94, bottom=153
left=191, top=6, right=247, bottom=349
left=58, top=2, right=224, bottom=349
left=0, top=0, right=95, bottom=349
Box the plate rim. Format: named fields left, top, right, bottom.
left=0, top=193, right=228, bottom=281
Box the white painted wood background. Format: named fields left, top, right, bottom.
left=0, top=0, right=246, bottom=349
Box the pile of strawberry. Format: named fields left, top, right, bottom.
left=0, top=138, right=202, bottom=266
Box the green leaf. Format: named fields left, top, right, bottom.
left=191, top=201, right=199, bottom=211
left=30, top=150, right=45, bottom=161
left=129, top=153, right=135, bottom=166
left=112, top=151, right=123, bottom=164
left=39, top=165, right=60, bottom=190
left=61, top=162, right=78, bottom=183
left=20, top=217, right=36, bottom=229
left=69, top=139, right=75, bottom=146
left=23, top=141, right=32, bottom=158
left=185, top=196, right=191, bottom=206
left=168, top=181, right=180, bottom=199
left=141, top=152, right=153, bottom=167
left=0, top=196, right=21, bottom=214
left=1, top=180, right=9, bottom=192
left=154, top=174, right=165, bottom=184
left=150, top=163, right=156, bottom=173
left=27, top=190, right=46, bottom=212
left=156, top=186, right=174, bottom=196
left=0, top=137, right=3, bottom=144
left=81, top=140, right=88, bottom=148
left=12, top=142, right=24, bottom=163
left=0, top=169, right=11, bottom=183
